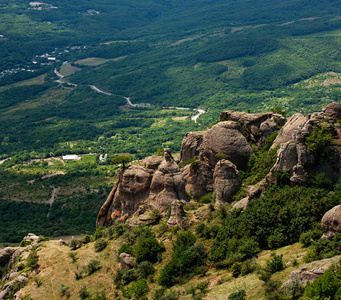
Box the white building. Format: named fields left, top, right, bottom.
left=62, top=155, right=81, bottom=161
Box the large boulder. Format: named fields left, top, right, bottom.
left=271, top=113, right=307, bottom=149
left=182, top=160, right=213, bottom=201
left=321, top=205, right=341, bottom=239
left=199, top=121, right=253, bottom=170
left=97, top=149, right=187, bottom=227
left=322, top=102, right=341, bottom=120
left=120, top=253, right=135, bottom=270
left=214, top=160, right=241, bottom=205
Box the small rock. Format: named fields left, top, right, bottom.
left=120, top=253, right=135, bottom=270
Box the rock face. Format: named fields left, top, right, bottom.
left=182, top=160, right=213, bottom=201
left=214, top=160, right=241, bottom=205
left=219, top=110, right=286, bottom=147
left=97, top=149, right=187, bottom=227
left=321, top=205, right=341, bottom=239
left=322, top=102, right=341, bottom=120
left=271, top=113, right=307, bottom=150
left=120, top=253, right=135, bottom=270
left=167, top=200, right=186, bottom=229
left=180, top=121, right=253, bottom=171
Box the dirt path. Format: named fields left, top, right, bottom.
left=47, top=186, right=60, bottom=218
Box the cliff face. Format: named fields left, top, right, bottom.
left=97, top=103, right=341, bottom=227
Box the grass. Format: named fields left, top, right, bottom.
left=59, top=63, right=81, bottom=77
left=0, top=74, right=46, bottom=92
left=74, top=56, right=128, bottom=66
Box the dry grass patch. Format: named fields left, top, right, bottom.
left=75, top=56, right=128, bottom=66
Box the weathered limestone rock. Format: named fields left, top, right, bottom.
left=97, top=149, right=187, bottom=227
left=167, top=200, right=186, bottom=229
left=220, top=111, right=286, bottom=147
left=271, top=113, right=307, bottom=149
left=180, top=131, right=205, bottom=164
left=0, top=247, right=17, bottom=268
left=120, top=253, right=135, bottom=270
left=214, top=160, right=241, bottom=204
left=148, top=149, right=187, bottom=213
left=199, top=121, right=253, bottom=170
left=322, top=102, right=341, bottom=120
left=22, top=233, right=39, bottom=242
left=232, top=197, right=249, bottom=211
left=182, top=160, right=213, bottom=201
left=321, top=205, right=341, bottom=239
left=286, top=256, right=341, bottom=286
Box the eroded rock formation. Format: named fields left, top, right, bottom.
left=97, top=149, right=187, bottom=227
left=321, top=205, right=341, bottom=239
left=214, top=159, right=241, bottom=205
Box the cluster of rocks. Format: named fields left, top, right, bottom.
left=97, top=103, right=341, bottom=233
left=0, top=233, right=39, bottom=300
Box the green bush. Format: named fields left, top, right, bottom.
left=122, top=269, right=138, bottom=285
left=83, top=259, right=101, bottom=276
left=79, top=285, right=90, bottom=300
left=303, top=233, right=341, bottom=263
left=94, top=238, right=107, bottom=252
left=58, top=283, right=70, bottom=298
left=305, top=125, right=332, bottom=160
left=69, top=239, right=82, bottom=250
left=305, top=264, right=341, bottom=299
left=300, top=230, right=322, bottom=247
left=27, top=250, right=39, bottom=270
left=228, top=289, right=246, bottom=300
left=82, top=234, right=91, bottom=244
left=265, top=253, right=285, bottom=274
left=231, top=262, right=242, bottom=278
left=274, top=169, right=291, bottom=187
left=118, top=244, right=134, bottom=256
left=137, top=261, right=155, bottom=278
left=135, top=236, right=164, bottom=263
left=200, top=193, right=213, bottom=204
left=19, top=240, right=31, bottom=247
left=129, top=279, right=149, bottom=298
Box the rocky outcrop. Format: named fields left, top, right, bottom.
left=214, top=160, right=241, bottom=205
left=271, top=113, right=307, bottom=150
left=286, top=256, right=341, bottom=287
left=321, top=205, right=341, bottom=239
left=120, top=253, right=135, bottom=270
left=180, top=121, right=253, bottom=171
left=97, top=149, right=187, bottom=227
left=220, top=110, right=286, bottom=147
left=182, top=160, right=213, bottom=201
left=0, top=247, right=17, bottom=268
left=180, top=131, right=205, bottom=164
left=167, top=200, right=186, bottom=229
left=322, top=102, right=341, bottom=120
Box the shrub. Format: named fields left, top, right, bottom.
left=113, top=269, right=123, bottom=288
left=231, top=262, right=242, bottom=278
left=241, top=258, right=259, bottom=276
left=69, top=239, right=82, bottom=250
left=83, top=259, right=101, bottom=276
left=34, top=277, right=42, bottom=287
left=69, top=251, right=77, bottom=263
left=79, top=285, right=90, bottom=300
left=303, top=233, right=341, bottom=263
left=274, top=169, right=290, bottom=187
left=137, top=261, right=155, bottom=278
left=94, top=226, right=104, bottom=240
left=129, top=279, right=149, bottom=298
left=265, top=253, right=285, bottom=274
left=37, top=236, right=49, bottom=242
left=19, top=240, right=31, bottom=247
left=118, top=244, right=134, bottom=256
left=58, top=284, right=70, bottom=298
left=112, top=222, right=127, bottom=238
left=153, top=287, right=166, bottom=300
left=135, top=237, right=164, bottom=263
left=94, top=239, right=107, bottom=252
left=305, top=264, right=341, bottom=299
left=200, top=193, right=213, bottom=204
left=82, top=234, right=91, bottom=244
left=300, top=230, right=322, bottom=247
left=228, top=289, right=246, bottom=300
left=122, top=269, right=138, bottom=285
left=305, top=125, right=332, bottom=160
left=27, top=250, right=39, bottom=270
left=149, top=209, right=163, bottom=224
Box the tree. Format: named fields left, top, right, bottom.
left=111, top=155, right=132, bottom=169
